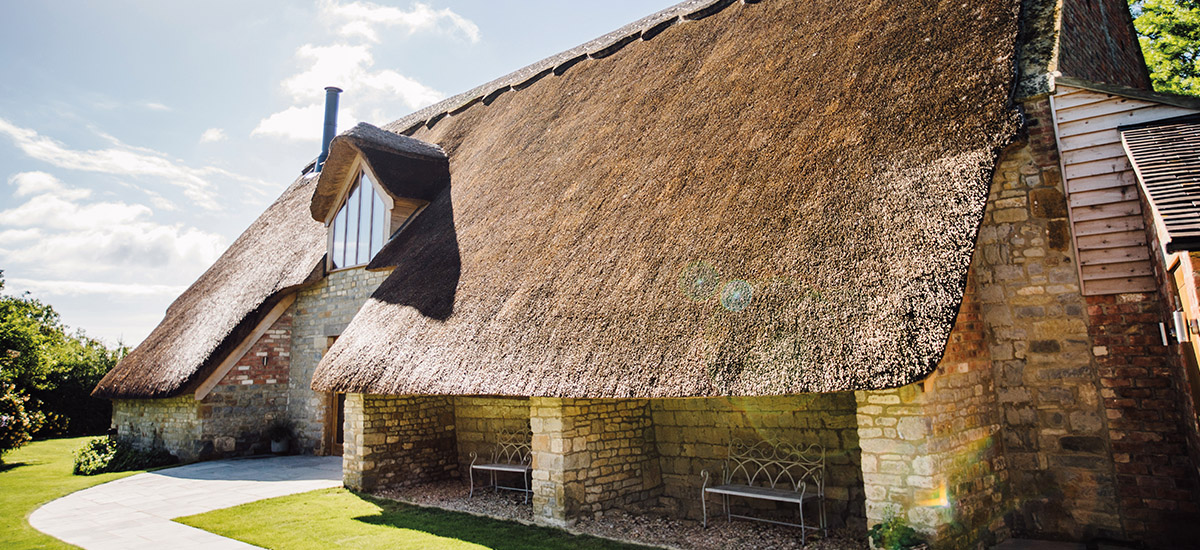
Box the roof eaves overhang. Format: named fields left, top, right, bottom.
left=310, top=122, right=449, bottom=223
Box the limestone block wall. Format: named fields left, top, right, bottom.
left=454, top=396, right=530, bottom=478
left=291, top=267, right=390, bottom=454
left=856, top=269, right=1007, bottom=548
left=650, top=394, right=863, bottom=529
left=112, top=309, right=295, bottom=462
left=112, top=397, right=202, bottom=461
left=974, top=98, right=1122, bottom=541
left=343, top=394, right=459, bottom=492
left=530, top=398, right=662, bottom=526
left=198, top=383, right=288, bottom=457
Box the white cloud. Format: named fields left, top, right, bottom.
left=323, top=1, right=480, bottom=44
left=144, top=102, right=172, bottom=112
left=8, top=171, right=90, bottom=200
left=255, top=44, right=442, bottom=141
left=199, top=128, right=227, bottom=143
left=253, top=104, right=344, bottom=142
left=0, top=117, right=269, bottom=210
left=253, top=1, right=473, bottom=142
left=5, top=278, right=185, bottom=297
left=0, top=178, right=225, bottom=279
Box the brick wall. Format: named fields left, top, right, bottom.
left=454, top=396, right=530, bottom=479
left=650, top=394, right=863, bottom=529
left=973, top=98, right=1123, bottom=541
left=856, top=270, right=1007, bottom=549
left=198, top=308, right=293, bottom=457
left=530, top=398, right=662, bottom=526
left=1058, top=0, right=1150, bottom=90
left=291, top=267, right=390, bottom=454
left=343, top=394, right=459, bottom=492
left=217, top=310, right=291, bottom=387
left=1075, top=191, right=1200, bottom=545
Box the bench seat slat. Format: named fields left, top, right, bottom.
left=472, top=463, right=531, bottom=473
left=705, top=484, right=820, bottom=503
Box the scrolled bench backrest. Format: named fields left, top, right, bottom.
left=722, top=439, right=824, bottom=493
left=490, top=430, right=532, bottom=466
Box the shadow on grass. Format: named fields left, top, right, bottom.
left=0, top=462, right=26, bottom=473
left=350, top=493, right=650, bottom=550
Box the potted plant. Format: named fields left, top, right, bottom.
left=265, top=418, right=295, bottom=454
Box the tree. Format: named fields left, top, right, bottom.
left=1130, top=0, right=1200, bottom=96
left=0, top=380, right=44, bottom=461
left=0, top=271, right=124, bottom=437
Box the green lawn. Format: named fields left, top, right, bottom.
left=0, top=436, right=149, bottom=550
left=4, top=437, right=649, bottom=550
left=178, top=488, right=652, bottom=550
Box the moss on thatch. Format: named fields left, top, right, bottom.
left=310, top=0, right=1024, bottom=397
left=94, top=175, right=328, bottom=398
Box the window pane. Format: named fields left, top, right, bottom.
left=371, top=183, right=386, bottom=258
left=345, top=179, right=361, bottom=265
left=331, top=203, right=346, bottom=269
left=356, top=176, right=372, bottom=265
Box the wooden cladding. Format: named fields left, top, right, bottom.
left=1051, top=85, right=1197, bottom=295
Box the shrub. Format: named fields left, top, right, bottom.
left=265, top=418, right=295, bottom=442
left=868, top=506, right=925, bottom=550
left=72, top=436, right=177, bottom=476
left=0, top=381, right=44, bottom=461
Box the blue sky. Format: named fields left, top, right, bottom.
left=0, top=1, right=679, bottom=346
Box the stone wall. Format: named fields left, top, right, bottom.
left=530, top=398, right=662, bottom=527
left=651, top=394, right=863, bottom=529
left=856, top=269, right=1007, bottom=549
left=454, top=396, right=530, bottom=479
left=1058, top=0, right=1150, bottom=90
left=112, top=310, right=294, bottom=462
left=974, top=99, right=1123, bottom=541
left=291, top=267, right=390, bottom=454
left=343, top=394, right=459, bottom=492
left=112, top=397, right=202, bottom=461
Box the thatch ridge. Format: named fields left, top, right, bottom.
left=311, top=0, right=1024, bottom=397
left=94, top=175, right=328, bottom=398
left=382, top=0, right=732, bottom=137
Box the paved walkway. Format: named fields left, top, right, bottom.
left=30, top=455, right=342, bottom=550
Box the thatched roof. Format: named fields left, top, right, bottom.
left=311, top=0, right=1024, bottom=397
left=94, top=175, right=327, bottom=398
left=311, top=122, right=448, bottom=222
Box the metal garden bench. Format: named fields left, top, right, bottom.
left=700, top=439, right=826, bottom=540
left=468, top=430, right=533, bottom=503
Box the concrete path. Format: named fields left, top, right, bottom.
left=30, top=455, right=342, bottom=550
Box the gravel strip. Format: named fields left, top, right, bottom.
left=375, top=481, right=866, bottom=550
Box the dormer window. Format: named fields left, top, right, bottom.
left=311, top=122, right=448, bottom=271
left=327, top=164, right=425, bottom=270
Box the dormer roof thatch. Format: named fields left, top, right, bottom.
left=308, top=0, right=1025, bottom=397
left=94, top=175, right=327, bottom=398
left=311, top=122, right=449, bottom=222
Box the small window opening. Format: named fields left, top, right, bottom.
left=328, top=169, right=425, bottom=270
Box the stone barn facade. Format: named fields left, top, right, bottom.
left=96, top=0, right=1200, bottom=548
